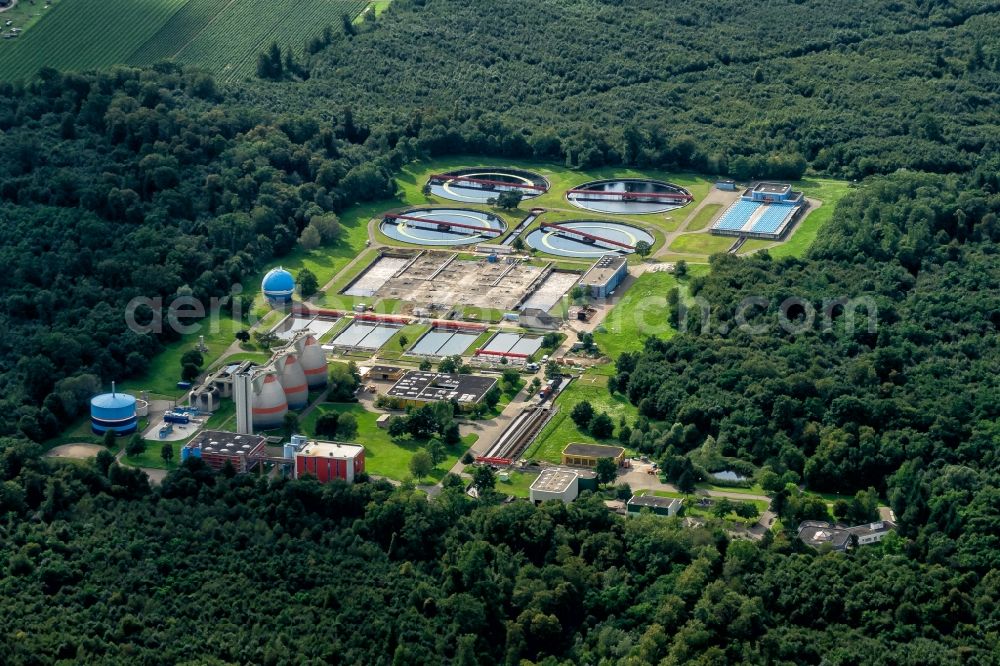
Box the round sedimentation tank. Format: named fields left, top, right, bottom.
left=279, top=354, right=309, bottom=410
left=252, top=373, right=288, bottom=430
left=299, top=335, right=329, bottom=388
left=262, top=267, right=295, bottom=304
left=567, top=178, right=691, bottom=214
left=525, top=220, right=655, bottom=258
left=427, top=167, right=549, bottom=204
left=380, top=208, right=507, bottom=246
left=90, top=389, right=138, bottom=436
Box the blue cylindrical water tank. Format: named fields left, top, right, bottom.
left=91, top=392, right=138, bottom=435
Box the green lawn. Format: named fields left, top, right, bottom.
left=118, top=317, right=241, bottom=398
left=694, top=482, right=768, bottom=497
left=594, top=271, right=679, bottom=358
left=524, top=374, right=636, bottom=463
left=300, top=402, right=477, bottom=483
left=736, top=239, right=775, bottom=254
left=768, top=178, right=850, bottom=259
left=318, top=316, right=352, bottom=343
left=684, top=203, right=723, bottom=232
left=669, top=232, right=737, bottom=255
left=593, top=265, right=708, bottom=359
left=496, top=470, right=538, bottom=499
left=377, top=323, right=431, bottom=360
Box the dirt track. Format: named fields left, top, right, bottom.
left=46, top=443, right=104, bottom=459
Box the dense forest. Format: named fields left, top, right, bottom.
left=0, top=1, right=999, bottom=663
left=245, top=0, right=1000, bottom=178
left=0, top=446, right=997, bottom=665
left=616, top=169, right=999, bottom=571
left=0, top=66, right=397, bottom=438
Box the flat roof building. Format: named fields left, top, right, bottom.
left=797, top=520, right=896, bottom=551
left=627, top=494, right=682, bottom=517
left=562, top=443, right=626, bottom=468
left=182, top=430, right=267, bottom=473
left=753, top=182, right=792, bottom=197
left=579, top=254, right=628, bottom=299
left=386, top=371, right=497, bottom=409
left=530, top=467, right=579, bottom=504
left=294, top=440, right=365, bottom=484
left=361, top=365, right=407, bottom=382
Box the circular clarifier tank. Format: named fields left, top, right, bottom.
left=380, top=208, right=507, bottom=246
left=567, top=178, right=691, bottom=214
left=427, top=167, right=549, bottom=204
left=525, top=220, right=654, bottom=258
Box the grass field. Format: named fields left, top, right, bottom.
left=300, top=402, right=477, bottom=483
left=594, top=272, right=678, bottom=358
left=524, top=374, right=636, bottom=463
left=0, top=0, right=369, bottom=83
left=768, top=179, right=850, bottom=259
left=668, top=232, right=737, bottom=255
left=496, top=470, right=538, bottom=499
left=593, top=264, right=708, bottom=359
left=0, top=0, right=65, bottom=37
left=684, top=203, right=723, bottom=232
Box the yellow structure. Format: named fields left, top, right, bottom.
left=562, top=443, right=626, bottom=468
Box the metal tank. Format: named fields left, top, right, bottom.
left=251, top=373, right=288, bottom=430
left=299, top=335, right=328, bottom=388
left=90, top=384, right=138, bottom=435
left=278, top=354, right=309, bottom=410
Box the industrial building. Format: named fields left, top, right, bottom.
left=528, top=467, right=599, bottom=504
left=627, top=495, right=682, bottom=517
left=262, top=267, right=296, bottom=305
left=562, top=443, right=626, bottom=468
left=529, top=468, right=579, bottom=504
left=189, top=330, right=328, bottom=434
left=180, top=430, right=267, bottom=473
left=361, top=365, right=407, bottom=382
left=710, top=181, right=805, bottom=240
left=578, top=255, right=628, bottom=298
left=90, top=383, right=138, bottom=436
left=385, top=371, right=497, bottom=410
left=294, top=439, right=365, bottom=484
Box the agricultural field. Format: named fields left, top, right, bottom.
left=131, top=0, right=369, bottom=84
left=0, top=0, right=369, bottom=83
left=0, top=0, right=187, bottom=80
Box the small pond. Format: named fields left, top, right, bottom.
left=710, top=470, right=748, bottom=482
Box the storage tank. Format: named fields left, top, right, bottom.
left=251, top=373, right=288, bottom=430
left=90, top=385, right=138, bottom=436
left=299, top=335, right=328, bottom=388
left=262, top=267, right=295, bottom=305
left=135, top=399, right=149, bottom=417
left=279, top=354, right=309, bottom=410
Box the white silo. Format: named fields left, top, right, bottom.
left=251, top=372, right=288, bottom=430
left=279, top=354, right=309, bottom=410
left=299, top=335, right=328, bottom=388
